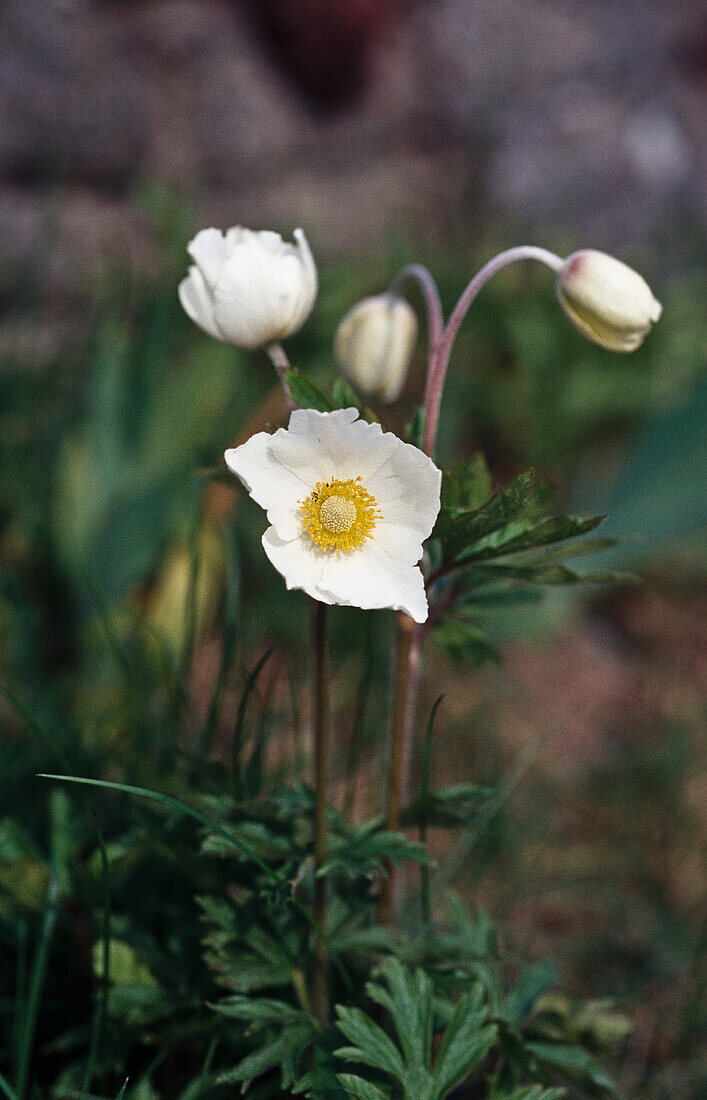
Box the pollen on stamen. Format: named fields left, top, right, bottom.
left=299, top=475, right=381, bottom=553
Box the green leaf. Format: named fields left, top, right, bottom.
left=218, top=1023, right=314, bottom=1090
left=332, top=379, right=360, bottom=410
left=440, top=455, right=492, bottom=513
left=401, top=784, right=494, bottom=830
left=433, top=621, right=501, bottom=667
left=434, top=471, right=535, bottom=552
left=503, top=961, right=558, bottom=1023
left=338, top=1074, right=390, bottom=1099
left=336, top=1006, right=406, bottom=1080
left=489, top=1086, right=565, bottom=1100
left=404, top=407, right=427, bottom=451
left=285, top=369, right=334, bottom=412
left=460, top=515, right=606, bottom=563
left=214, top=996, right=315, bottom=1028
left=320, top=828, right=433, bottom=878
left=527, top=1042, right=619, bottom=1097
left=431, top=987, right=497, bottom=1099
left=336, top=959, right=498, bottom=1100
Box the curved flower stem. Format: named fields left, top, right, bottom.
left=312, top=600, right=330, bottom=1025
left=379, top=613, right=423, bottom=926
left=423, top=245, right=563, bottom=455
left=389, top=263, right=445, bottom=364
left=266, top=341, right=297, bottom=410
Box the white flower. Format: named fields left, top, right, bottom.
left=335, top=294, right=418, bottom=403
left=556, top=249, right=662, bottom=352
left=225, top=408, right=441, bottom=623
left=178, top=226, right=317, bottom=350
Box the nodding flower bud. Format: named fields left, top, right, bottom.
left=335, top=294, right=418, bottom=403
left=556, top=250, right=662, bottom=352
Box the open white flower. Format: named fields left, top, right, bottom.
left=225, top=408, right=441, bottom=622
left=178, top=226, right=317, bottom=349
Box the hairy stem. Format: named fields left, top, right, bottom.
left=312, top=600, right=330, bottom=1025
left=423, top=245, right=563, bottom=455
left=379, top=613, right=422, bottom=926
left=265, top=341, right=297, bottom=410
left=389, top=263, right=445, bottom=363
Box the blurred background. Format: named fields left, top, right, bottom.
left=0, top=1, right=705, bottom=1098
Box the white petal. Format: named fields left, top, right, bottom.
left=288, top=228, right=318, bottom=332
left=187, top=228, right=230, bottom=291
left=178, top=267, right=220, bottom=338
left=262, top=528, right=335, bottom=603
left=367, top=439, right=441, bottom=545
left=271, top=407, right=397, bottom=484
left=213, top=243, right=302, bottom=349
left=262, top=527, right=428, bottom=621
left=372, top=519, right=426, bottom=566
left=225, top=433, right=304, bottom=541
left=317, top=540, right=429, bottom=622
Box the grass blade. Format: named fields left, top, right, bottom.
left=0, top=1073, right=19, bottom=1100
left=15, top=878, right=59, bottom=1100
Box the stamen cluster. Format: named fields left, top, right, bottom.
left=300, top=476, right=381, bottom=553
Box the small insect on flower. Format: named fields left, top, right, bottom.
left=225, top=408, right=441, bottom=622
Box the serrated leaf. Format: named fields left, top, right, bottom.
left=433, top=621, right=501, bottom=667
left=440, top=455, right=492, bottom=513
left=431, top=987, right=497, bottom=1099
left=460, top=515, right=605, bottom=564
left=284, top=369, right=334, bottom=412
left=434, top=471, right=535, bottom=552
left=320, top=829, right=432, bottom=878
left=489, top=1086, right=565, bottom=1100
left=213, top=995, right=315, bottom=1028
left=218, top=1023, right=314, bottom=1090
left=338, top=1074, right=390, bottom=1099
left=527, top=1042, right=619, bottom=1097
left=336, top=1006, right=406, bottom=1080
left=329, top=926, right=397, bottom=955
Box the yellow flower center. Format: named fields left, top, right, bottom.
left=319, top=494, right=358, bottom=534
left=300, top=476, right=381, bottom=553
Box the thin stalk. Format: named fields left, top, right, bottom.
left=419, top=695, right=443, bottom=925
left=266, top=341, right=297, bottom=410
left=379, top=613, right=421, bottom=926
left=423, top=245, right=562, bottom=455
left=312, top=600, right=330, bottom=1025
left=389, top=263, right=445, bottom=363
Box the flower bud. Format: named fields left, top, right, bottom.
left=556, top=249, right=662, bottom=352
left=335, top=294, right=418, bottom=403
left=179, top=226, right=317, bottom=350
left=146, top=522, right=225, bottom=658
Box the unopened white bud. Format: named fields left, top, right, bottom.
left=556, top=249, right=662, bottom=352
left=179, top=226, right=317, bottom=350
left=335, top=294, right=418, bottom=403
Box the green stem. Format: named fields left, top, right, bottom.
left=312, top=600, right=330, bottom=1025
left=379, top=614, right=421, bottom=926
